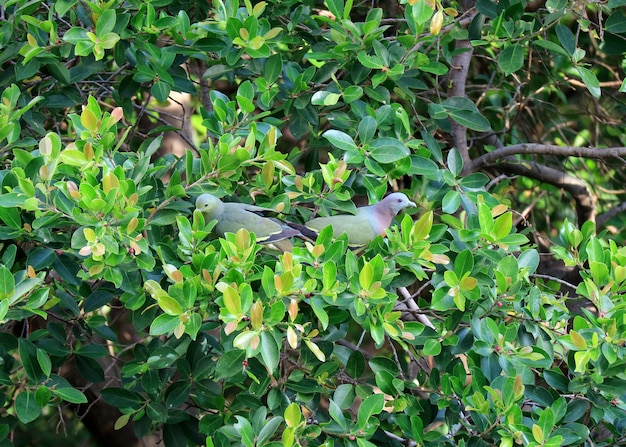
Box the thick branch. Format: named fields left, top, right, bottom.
left=470, top=143, right=626, bottom=172
left=448, top=39, right=474, bottom=168
left=596, top=201, right=626, bottom=229
left=495, top=157, right=596, bottom=223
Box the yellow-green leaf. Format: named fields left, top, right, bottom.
left=284, top=403, right=301, bottom=428
left=81, top=108, right=98, bottom=131
left=222, top=285, right=242, bottom=315
left=305, top=340, right=326, bottom=362
left=102, top=172, right=119, bottom=194
left=570, top=330, right=587, bottom=350
left=83, top=227, right=96, bottom=243
left=359, top=262, right=374, bottom=290
left=412, top=211, right=433, bottom=241
left=60, top=149, right=87, bottom=166
left=532, top=424, right=543, bottom=443
left=264, top=27, right=282, bottom=40
left=233, top=330, right=258, bottom=350
left=250, top=300, right=263, bottom=330
left=157, top=294, right=183, bottom=316
left=459, top=276, right=477, bottom=291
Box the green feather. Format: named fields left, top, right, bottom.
left=195, top=194, right=300, bottom=246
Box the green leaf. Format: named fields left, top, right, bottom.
left=152, top=80, right=171, bottom=102
left=423, top=338, right=442, bottom=356
left=101, top=387, right=143, bottom=408
left=96, top=9, right=117, bottom=36
left=323, top=129, right=357, bottom=151
left=36, top=348, right=51, bottom=378
left=257, top=417, right=283, bottom=445
left=447, top=148, right=463, bottom=176
left=569, top=330, right=587, bottom=350
left=234, top=416, right=255, bottom=447
left=476, top=0, right=500, bottom=18
left=356, top=393, right=384, bottom=427
left=221, top=284, right=242, bottom=315
left=532, top=39, right=570, bottom=58
left=284, top=402, right=302, bottom=427
left=538, top=407, right=555, bottom=439
left=19, top=339, right=43, bottom=382
left=343, top=85, right=363, bottom=103
left=215, top=349, right=245, bottom=380
left=498, top=233, right=529, bottom=247
left=311, top=91, right=342, bottom=106
left=264, top=53, right=283, bottom=84
left=555, top=24, right=576, bottom=56
left=0, top=300, right=8, bottom=321
left=157, top=294, right=183, bottom=316
left=346, top=350, right=366, bottom=378
left=369, top=138, right=410, bottom=163
left=454, top=249, right=474, bottom=277
left=63, top=27, right=89, bottom=44
left=52, top=387, right=88, bottom=404
left=55, top=0, right=78, bottom=16
left=98, top=32, right=120, bottom=49
left=0, top=265, right=15, bottom=297
left=35, top=386, right=51, bottom=407
left=576, top=67, right=601, bottom=99
left=236, top=80, right=256, bottom=112
left=0, top=206, right=21, bottom=230
left=358, top=116, right=377, bottom=144
left=150, top=313, right=180, bottom=336
left=329, top=399, right=348, bottom=429
left=411, top=0, right=435, bottom=24
left=606, top=11, right=626, bottom=33
left=441, top=97, right=491, bottom=132
left=498, top=43, right=525, bottom=75
left=59, top=149, right=87, bottom=166
left=357, top=51, right=384, bottom=69
left=260, top=330, right=280, bottom=374
left=442, top=190, right=460, bottom=214
left=15, top=391, right=41, bottom=424
left=359, top=261, right=374, bottom=290
left=493, top=212, right=513, bottom=240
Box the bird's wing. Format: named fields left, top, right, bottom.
left=216, top=203, right=298, bottom=242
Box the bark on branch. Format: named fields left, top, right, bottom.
left=448, top=39, right=474, bottom=168
left=469, top=143, right=626, bottom=172
left=597, top=201, right=626, bottom=229
left=493, top=158, right=596, bottom=223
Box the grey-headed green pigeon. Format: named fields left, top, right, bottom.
left=195, top=193, right=300, bottom=251
left=294, top=192, right=417, bottom=247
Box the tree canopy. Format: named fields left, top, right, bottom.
left=1, top=0, right=626, bottom=446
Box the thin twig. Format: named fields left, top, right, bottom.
left=531, top=273, right=579, bottom=291
left=398, top=286, right=436, bottom=329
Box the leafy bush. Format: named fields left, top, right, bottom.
left=1, top=0, right=625, bottom=446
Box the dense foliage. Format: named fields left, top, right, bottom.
left=1, top=0, right=626, bottom=446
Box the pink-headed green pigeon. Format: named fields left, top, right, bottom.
left=295, top=192, right=417, bottom=247
left=195, top=193, right=300, bottom=251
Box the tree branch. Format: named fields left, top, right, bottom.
left=470, top=143, right=626, bottom=172
left=448, top=39, right=474, bottom=169
left=596, top=201, right=626, bottom=229
left=494, top=158, right=596, bottom=223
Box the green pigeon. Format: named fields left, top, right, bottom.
left=195, top=194, right=300, bottom=251
left=293, top=192, right=417, bottom=247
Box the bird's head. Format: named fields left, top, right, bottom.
left=384, top=192, right=417, bottom=215
left=195, top=193, right=222, bottom=216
